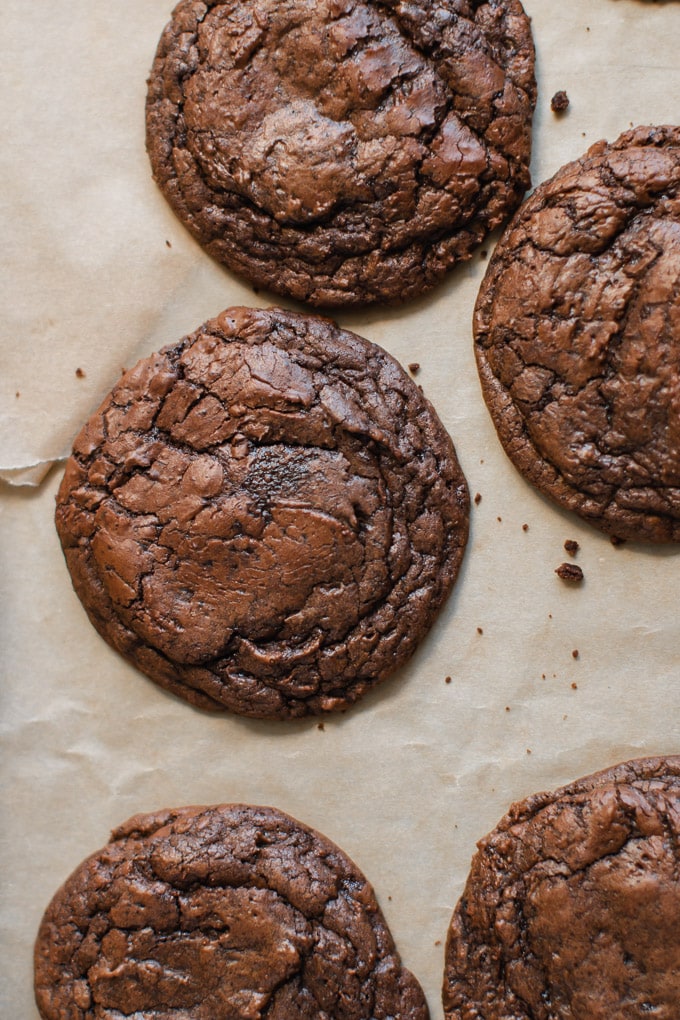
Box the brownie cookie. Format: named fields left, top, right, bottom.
left=35, top=804, right=428, bottom=1020
left=474, top=125, right=680, bottom=542
left=55, top=306, right=469, bottom=718
left=146, top=0, right=536, bottom=307
left=444, top=756, right=680, bottom=1019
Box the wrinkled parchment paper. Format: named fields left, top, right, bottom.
left=2, top=1, right=680, bottom=1016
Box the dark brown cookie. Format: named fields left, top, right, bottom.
left=146, top=0, right=536, bottom=307
left=55, top=306, right=469, bottom=719
left=35, top=804, right=428, bottom=1020
left=474, top=125, right=680, bottom=542
left=444, top=756, right=680, bottom=1019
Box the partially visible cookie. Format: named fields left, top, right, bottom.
left=444, top=756, right=680, bottom=1019
left=55, top=306, right=469, bottom=718
left=474, top=125, right=680, bottom=542
left=146, top=0, right=536, bottom=307
left=35, top=804, right=428, bottom=1020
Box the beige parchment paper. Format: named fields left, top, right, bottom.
left=2, top=0, right=680, bottom=1016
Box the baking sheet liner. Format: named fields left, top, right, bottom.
left=2, top=1, right=680, bottom=1015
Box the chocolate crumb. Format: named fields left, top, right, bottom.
left=434, top=940, right=441, bottom=947
left=407, top=362, right=420, bottom=374
left=317, top=722, right=325, bottom=731
left=564, top=539, right=579, bottom=556
left=550, top=90, right=569, bottom=114
left=477, top=627, right=483, bottom=635
left=610, top=535, right=627, bottom=547
left=541, top=673, right=546, bottom=680
left=445, top=676, right=452, bottom=685
left=571, top=682, right=578, bottom=690
left=165, top=239, right=172, bottom=248
left=480, top=249, right=488, bottom=260
left=474, top=492, right=482, bottom=505
left=572, top=649, right=579, bottom=659
left=497, top=516, right=502, bottom=523
left=15, top=391, right=20, bottom=398
left=526, top=748, right=532, bottom=755
left=505, top=706, right=510, bottom=712
left=522, top=523, right=529, bottom=532
left=75, top=367, right=85, bottom=379
left=555, top=562, right=584, bottom=582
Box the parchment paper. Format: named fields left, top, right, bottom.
left=2, top=1, right=680, bottom=1016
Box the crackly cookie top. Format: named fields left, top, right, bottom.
left=146, top=0, right=535, bottom=306
left=55, top=306, right=468, bottom=718
left=35, top=804, right=428, bottom=1020
left=444, top=756, right=680, bottom=1020
left=474, top=125, right=680, bottom=542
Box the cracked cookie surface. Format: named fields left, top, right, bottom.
left=146, top=0, right=535, bottom=307
left=443, top=756, right=680, bottom=1020
left=55, top=306, right=469, bottom=718
left=474, top=125, right=680, bottom=542
left=35, top=804, right=428, bottom=1020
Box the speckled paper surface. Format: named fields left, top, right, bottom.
left=2, top=1, right=680, bottom=1016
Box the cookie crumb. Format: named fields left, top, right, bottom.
left=165, top=239, right=172, bottom=248
left=522, top=523, right=529, bottom=532
left=445, top=675, right=452, bottom=684
left=434, top=939, right=441, bottom=946
left=505, top=706, right=510, bottom=712
left=477, top=627, right=483, bottom=635
left=75, top=367, right=85, bottom=379
left=15, top=391, right=20, bottom=398
left=474, top=492, right=482, bottom=505
left=541, top=673, right=546, bottom=680
left=407, top=363, right=420, bottom=375
left=571, top=682, right=578, bottom=690
left=610, top=535, right=627, bottom=547
left=571, top=649, right=579, bottom=660
left=555, top=562, right=584, bottom=582
left=497, top=516, right=502, bottom=523
left=550, top=90, right=569, bottom=114
left=480, top=249, right=488, bottom=260
left=564, top=539, right=579, bottom=556
left=526, top=748, right=532, bottom=755
left=317, top=722, right=325, bottom=731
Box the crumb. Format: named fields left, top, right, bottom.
left=548, top=613, right=553, bottom=619
left=541, top=673, right=546, bottom=680
left=15, top=391, right=20, bottom=398
left=563, top=714, right=568, bottom=720
left=522, top=523, right=529, bottom=532
left=252, top=286, right=260, bottom=295
left=571, top=682, right=578, bottom=690
left=477, top=627, right=483, bottom=636
left=317, top=722, right=325, bottom=731
left=586, top=25, right=590, bottom=31
left=497, top=516, right=502, bottom=522
left=550, top=90, right=569, bottom=114
left=444, top=675, right=452, bottom=685
left=581, top=132, right=586, bottom=137
left=417, top=384, right=423, bottom=393
left=474, top=492, right=482, bottom=505
left=434, top=939, right=441, bottom=947
left=480, top=249, right=488, bottom=260
left=526, top=748, right=532, bottom=755
left=75, top=367, right=85, bottom=379
left=610, top=535, right=626, bottom=547
left=165, top=239, right=172, bottom=248
left=480, top=458, right=484, bottom=465
left=407, top=362, right=420, bottom=374
left=572, top=649, right=579, bottom=659
left=564, top=539, right=579, bottom=556
left=555, top=562, right=584, bottom=582
left=505, top=706, right=510, bottom=712
left=388, top=895, right=392, bottom=901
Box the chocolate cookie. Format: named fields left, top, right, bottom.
left=55, top=306, right=469, bottom=718
left=146, top=0, right=536, bottom=307
left=35, top=804, right=428, bottom=1020
left=474, top=125, right=680, bottom=542
left=444, top=756, right=680, bottom=1019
